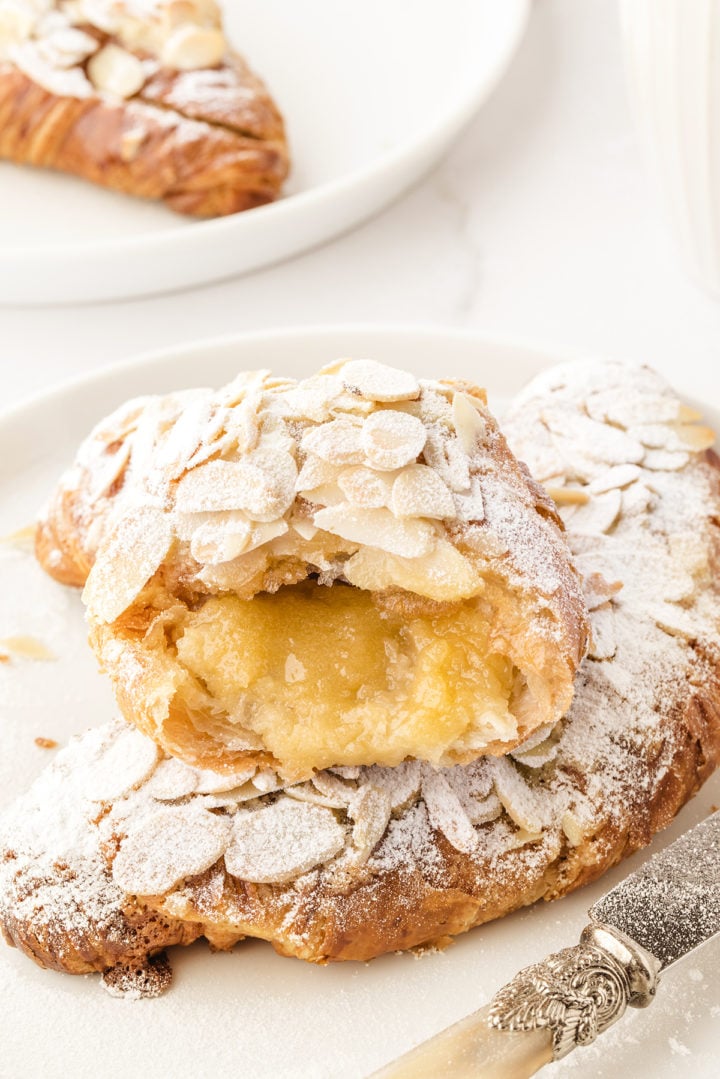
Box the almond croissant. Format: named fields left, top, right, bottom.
left=0, top=1, right=289, bottom=216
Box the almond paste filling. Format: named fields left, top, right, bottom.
left=170, top=580, right=519, bottom=775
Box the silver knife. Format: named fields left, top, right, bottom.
left=372, top=808, right=720, bottom=1077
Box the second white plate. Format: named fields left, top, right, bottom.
left=0, top=0, right=528, bottom=305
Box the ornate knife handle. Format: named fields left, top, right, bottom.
left=488, top=924, right=660, bottom=1062
left=372, top=924, right=660, bottom=1078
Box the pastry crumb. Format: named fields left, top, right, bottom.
left=35, top=737, right=58, bottom=750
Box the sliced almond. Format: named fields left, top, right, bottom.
left=225, top=799, right=346, bottom=883
left=161, top=24, right=225, bottom=70
left=642, top=449, right=689, bottom=472
left=313, top=503, right=436, bottom=558
left=422, top=769, right=477, bottom=854
left=452, top=392, right=486, bottom=454
left=391, top=464, right=455, bottom=519
left=244, top=518, right=288, bottom=554
left=301, top=417, right=365, bottom=465
left=0, top=2, right=35, bottom=46
left=341, top=359, right=420, bottom=402
left=673, top=423, right=715, bottom=451
left=361, top=410, right=426, bottom=471
left=83, top=504, right=174, bottom=624
left=362, top=761, right=423, bottom=811
left=583, top=571, right=623, bottom=611
left=344, top=539, right=481, bottom=602
left=588, top=464, right=642, bottom=494
left=621, top=482, right=655, bottom=518
left=350, top=785, right=392, bottom=862
left=82, top=726, right=159, bottom=802
left=490, top=757, right=550, bottom=834
left=543, top=408, right=645, bottom=467
left=189, top=517, right=252, bottom=564
left=677, top=404, right=703, bottom=423
left=545, top=486, right=590, bottom=506
left=312, top=771, right=355, bottom=804
left=113, top=805, right=230, bottom=896
left=422, top=429, right=471, bottom=492
left=175, top=453, right=296, bottom=522
left=88, top=43, right=146, bottom=98
left=588, top=604, right=617, bottom=660
left=295, top=453, right=338, bottom=492
left=338, top=465, right=394, bottom=509
left=299, top=482, right=345, bottom=508
left=194, top=764, right=257, bottom=794
left=291, top=517, right=318, bottom=541
left=38, top=27, right=99, bottom=68
left=145, top=757, right=199, bottom=801
left=562, top=489, right=621, bottom=536
left=561, top=810, right=588, bottom=847
left=585, top=388, right=679, bottom=427
left=452, top=478, right=485, bottom=522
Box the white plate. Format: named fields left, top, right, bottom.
left=1, top=326, right=718, bottom=1078
left=0, top=0, right=528, bottom=306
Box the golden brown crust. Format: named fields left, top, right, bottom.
left=0, top=50, right=288, bottom=216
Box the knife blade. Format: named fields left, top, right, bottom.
left=372, top=809, right=720, bottom=1078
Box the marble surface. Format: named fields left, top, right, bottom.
left=1, top=0, right=720, bottom=410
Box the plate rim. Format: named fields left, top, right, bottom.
left=0, top=321, right=571, bottom=429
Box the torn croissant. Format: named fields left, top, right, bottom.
left=0, top=1, right=289, bottom=216
left=7, top=362, right=720, bottom=991
left=36, top=359, right=590, bottom=780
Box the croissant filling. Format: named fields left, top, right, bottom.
left=172, top=580, right=517, bottom=775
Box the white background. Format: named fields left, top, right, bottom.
left=1, top=0, right=720, bottom=407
